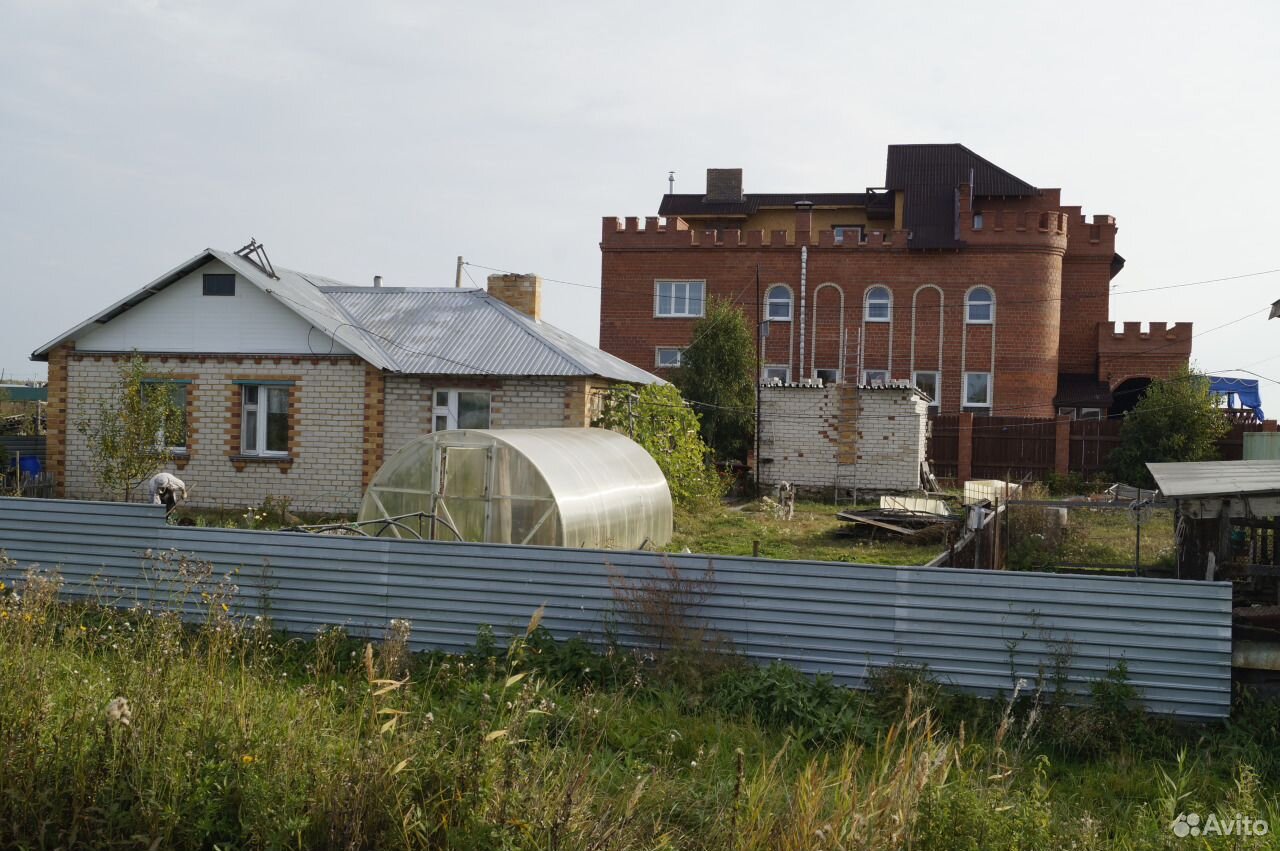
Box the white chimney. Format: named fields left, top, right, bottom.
left=373, top=275, right=383, bottom=288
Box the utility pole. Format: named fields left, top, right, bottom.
left=455, top=256, right=464, bottom=288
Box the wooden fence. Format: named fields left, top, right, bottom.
left=927, top=413, right=1275, bottom=484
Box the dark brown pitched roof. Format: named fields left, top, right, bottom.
left=885, top=144, right=1038, bottom=249
left=658, top=192, right=870, bottom=217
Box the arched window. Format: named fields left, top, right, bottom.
left=864, top=286, right=891, bottom=322
left=966, top=287, right=994, bottom=324
left=766, top=285, right=792, bottom=321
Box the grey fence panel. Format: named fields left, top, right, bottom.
left=0, top=497, right=1233, bottom=717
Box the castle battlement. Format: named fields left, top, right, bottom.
left=601, top=216, right=907, bottom=249
left=1097, top=321, right=1194, bottom=354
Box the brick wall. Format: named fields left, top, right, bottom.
left=63, top=353, right=368, bottom=514
left=758, top=384, right=928, bottom=493
left=600, top=218, right=1068, bottom=417
left=381, top=375, right=598, bottom=458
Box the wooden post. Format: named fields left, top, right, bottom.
left=957, top=412, right=974, bottom=484
left=1054, top=415, right=1071, bottom=476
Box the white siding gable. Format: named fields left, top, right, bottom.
left=74, top=259, right=354, bottom=356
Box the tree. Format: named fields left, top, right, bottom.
left=77, top=352, right=183, bottom=501
left=594, top=383, right=725, bottom=508
left=674, top=298, right=756, bottom=461
left=1107, top=367, right=1231, bottom=488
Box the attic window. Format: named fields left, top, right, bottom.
left=203, top=274, right=236, bottom=296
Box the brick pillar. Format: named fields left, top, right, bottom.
left=1264, top=420, right=1278, bottom=433
left=361, top=364, right=385, bottom=488
left=1054, top=415, right=1071, bottom=476
left=45, top=343, right=71, bottom=496
left=836, top=384, right=859, bottom=465
left=957, top=412, right=974, bottom=483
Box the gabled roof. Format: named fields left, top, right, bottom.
left=31, top=248, right=398, bottom=370
left=32, top=249, right=661, bottom=384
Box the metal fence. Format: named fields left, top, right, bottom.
left=0, top=496, right=1233, bottom=718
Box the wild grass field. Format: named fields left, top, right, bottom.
left=1, top=553, right=1277, bottom=850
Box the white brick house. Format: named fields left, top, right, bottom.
left=757, top=381, right=929, bottom=494
left=32, top=244, right=660, bottom=513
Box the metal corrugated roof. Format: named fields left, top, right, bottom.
left=32, top=249, right=659, bottom=383
left=1148, top=460, right=1280, bottom=498
left=324, top=287, right=662, bottom=382
left=885, top=144, right=1039, bottom=250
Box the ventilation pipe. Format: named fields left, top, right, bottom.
left=795, top=201, right=813, bottom=380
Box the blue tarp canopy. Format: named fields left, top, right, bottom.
left=1208, top=376, right=1264, bottom=420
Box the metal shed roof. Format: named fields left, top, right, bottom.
left=325, top=287, right=661, bottom=382
left=1147, top=460, right=1280, bottom=499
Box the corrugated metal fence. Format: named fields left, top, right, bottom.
left=0, top=497, right=1233, bottom=718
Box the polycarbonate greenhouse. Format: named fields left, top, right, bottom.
left=357, top=428, right=673, bottom=549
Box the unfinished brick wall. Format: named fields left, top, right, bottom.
left=758, top=383, right=928, bottom=493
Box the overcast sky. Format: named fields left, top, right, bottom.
left=3, top=1, right=1277, bottom=411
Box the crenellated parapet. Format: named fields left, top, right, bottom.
left=1097, top=321, right=1193, bottom=355
left=602, top=216, right=905, bottom=250
left=955, top=184, right=1069, bottom=252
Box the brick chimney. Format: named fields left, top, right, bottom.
left=486, top=273, right=542, bottom=320
left=705, top=168, right=744, bottom=203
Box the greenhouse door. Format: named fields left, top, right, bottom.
left=433, top=444, right=494, bottom=542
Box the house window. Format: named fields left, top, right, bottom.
left=966, top=287, right=994, bottom=324
left=972, top=213, right=984, bottom=231
left=864, top=286, right=891, bottom=322
left=241, top=384, right=290, bottom=456
left=141, top=380, right=189, bottom=452
left=1057, top=407, right=1076, bottom=418
left=654, top=280, right=705, bottom=318
left=912, top=371, right=940, bottom=408
left=433, top=389, right=491, bottom=431
left=763, top=366, right=789, bottom=384
left=815, top=368, right=840, bottom=385
left=765, top=285, right=793, bottom=321
left=833, top=225, right=864, bottom=245
left=203, top=273, right=236, bottom=297
left=963, top=372, right=992, bottom=408
left=863, top=369, right=889, bottom=386
left=655, top=347, right=682, bottom=368
left=1078, top=407, right=1102, bottom=420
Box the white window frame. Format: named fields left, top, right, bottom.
left=864, top=286, right=892, bottom=322
left=765, top=284, right=793, bottom=321
left=972, top=212, right=984, bottom=231
left=912, top=371, right=940, bottom=407
left=240, top=383, right=291, bottom=457
left=966, top=286, right=995, bottom=324
left=762, top=365, right=790, bottom=384
left=654, top=347, right=682, bottom=368
left=1057, top=407, right=1076, bottom=419
left=654, top=279, right=706, bottom=318
left=433, top=388, right=492, bottom=431
left=863, top=369, right=889, bottom=386
left=963, top=372, right=992, bottom=408
left=1078, top=407, right=1102, bottom=420
left=814, top=368, right=840, bottom=386
left=142, top=380, right=189, bottom=453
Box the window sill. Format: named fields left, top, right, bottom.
left=230, top=454, right=294, bottom=473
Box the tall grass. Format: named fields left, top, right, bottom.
left=1, top=555, right=1277, bottom=849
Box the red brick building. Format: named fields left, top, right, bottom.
left=599, top=144, right=1191, bottom=418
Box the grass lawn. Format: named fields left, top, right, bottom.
left=669, top=499, right=951, bottom=565
left=1006, top=505, right=1177, bottom=573
left=1, top=560, right=1278, bottom=850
